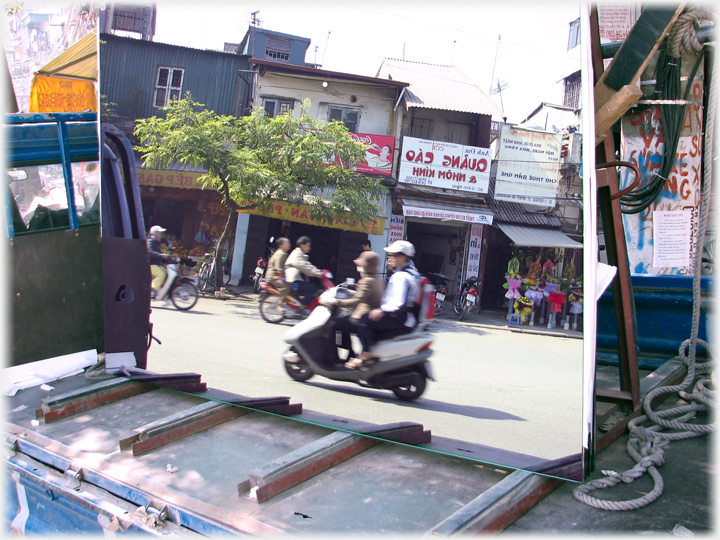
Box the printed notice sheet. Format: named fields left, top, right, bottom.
left=652, top=211, right=692, bottom=268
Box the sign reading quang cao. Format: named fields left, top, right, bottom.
left=495, top=125, right=562, bottom=207
left=398, top=137, right=491, bottom=194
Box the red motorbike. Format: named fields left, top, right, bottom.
left=453, top=276, right=480, bottom=321
left=258, top=270, right=335, bottom=323
left=251, top=256, right=267, bottom=293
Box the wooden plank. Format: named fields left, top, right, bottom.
left=427, top=469, right=561, bottom=535
left=595, top=5, right=686, bottom=112
left=594, top=83, right=644, bottom=145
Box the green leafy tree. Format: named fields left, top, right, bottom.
left=134, top=94, right=387, bottom=289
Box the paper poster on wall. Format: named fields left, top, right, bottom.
left=398, top=137, right=490, bottom=194
left=350, top=133, right=395, bottom=176
left=653, top=211, right=692, bottom=268
left=620, top=93, right=703, bottom=275
left=494, top=125, right=562, bottom=206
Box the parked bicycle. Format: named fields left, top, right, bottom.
left=196, top=242, right=230, bottom=293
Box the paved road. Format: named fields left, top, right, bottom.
left=146, top=295, right=584, bottom=463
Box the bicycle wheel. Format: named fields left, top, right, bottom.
left=259, top=293, right=285, bottom=323
left=197, top=262, right=210, bottom=292
left=171, top=282, right=198, bottom=311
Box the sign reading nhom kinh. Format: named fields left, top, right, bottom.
left=398, top=137, right=490, bottom=194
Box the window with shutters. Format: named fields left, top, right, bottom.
left=263, top=98, right=294, bottom=118
left=154, top=66, right=184, bottom=108
left=265, top=35, right=291, bottom=62
left=328, top=106, right=359, bottom=133
left=410, top=117, right=433, bottom=139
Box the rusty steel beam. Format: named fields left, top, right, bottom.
left=36, top=379, right=155, bottom=423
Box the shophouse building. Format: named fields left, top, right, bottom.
left=233, top=50, right=409, bottom=284
left=99, top=33, right=254, bottom=269
left=375, top=59, right=504, bottom=301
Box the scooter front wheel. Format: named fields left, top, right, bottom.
left=284, top=359, right=314, bottom=382
left=171, top=282, right=198, bottom=311
left=259, top=293, right=285, bottom=323
left=391, top=371, right=426, bottom=401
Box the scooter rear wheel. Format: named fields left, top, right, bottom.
left=459, top=302, right=472, bottom=321
left=259, top=293, right=285, bottom=323
left=253, top=274, right=262, bottom=294
left=171, top=282, right=198, bottom=311
left=284, top=359, right=314, bottom=382
left=391, top=371, right=426, bottom=401
left=452, top=294, right=463, bottom=315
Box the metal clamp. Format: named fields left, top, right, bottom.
left=63, top=465, right=84, bottom=490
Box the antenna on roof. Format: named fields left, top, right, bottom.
left=314, top=45, right=319, bottom=66
left=489, top=34, right=501, bottom=93
left=403, top=42, right=405, bottom=60
left=250, top=11, right=262, bottom=27
left=451, top=40, right=456, bottom=65
left=321, top=31, right=331, bottom=67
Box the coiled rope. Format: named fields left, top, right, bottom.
left=667, top=10, right=715, bottom=58
left=575, top=9, right=716, bottom=510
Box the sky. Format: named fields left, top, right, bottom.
left=150, top=1, right=582, bottom=124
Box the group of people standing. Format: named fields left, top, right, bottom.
left=265, top=236, right=420, bottom=369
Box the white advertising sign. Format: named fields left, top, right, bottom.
left=398, top=137, right=490, bottom=194
left=388, top=214, right=405, bottom=243
left=402, top=205, right=493, bottom=225
left=495, top=125, right=562, bottom=207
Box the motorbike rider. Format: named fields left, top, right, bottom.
left=349, top=240, right=420, bottom=369
left=322, top=250, right=384, bottom=357
left=266, top=237, right=292, bottom=310
left=284, top=236, right=323, bottom=306
left=147, top=225, right=176, bottom=298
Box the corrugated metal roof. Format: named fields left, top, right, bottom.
left=497, top=223, right=582, bottom=248
left=377, top=58, right=504, bottom=118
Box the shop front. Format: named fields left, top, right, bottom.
left=392, top=196, right=494, bottom=300
left=137, top=167, right=231, bottom=259
left=234, top=197, right=388, bottom=286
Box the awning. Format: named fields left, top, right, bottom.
left=402, top=197, right=494, bottom=225
left=498, top=223, right=582, bottom=248
left=29, top=30, right=97, bottom=113
left=36, top=30, right=97, bottom=81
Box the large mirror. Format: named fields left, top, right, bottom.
left=98, top=3, right=593, bottom=482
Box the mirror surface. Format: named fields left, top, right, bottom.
left=100, top=3, right=589, bottom=482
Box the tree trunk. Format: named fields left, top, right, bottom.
left=214, top=205, right=239, bottom=291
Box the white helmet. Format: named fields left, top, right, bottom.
left=149, top=225, right=166, bottom=235
left=384, top=240, right=415, bottom=257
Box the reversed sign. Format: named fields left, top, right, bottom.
left=388, top=214, right=405, bottom=243
left=402, top=204, right=493, bottom=225
left=398, top=137, right=490, bottom=194
left=494, top=125, right=561, bottom=206
left=350, top=133, right=395, bottom=176
left=466, top=224, right=484, bottom=279
left=238, top=199, right=385, bottom=236
left=137, top=168, right=207, bottom=190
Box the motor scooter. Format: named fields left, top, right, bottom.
left=251, top=237, right=276, bottom=293
left=281, top=282, right=436, bottom=401
left=425, top=272, right=451, bottom=314
left=258, top=269, right=335, bottom=323
left=152, top=257, right=199, bottom=311
left=453, top=276, right=480, bottom=321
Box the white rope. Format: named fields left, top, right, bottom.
left=574, top=11, right=716, bottom=510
